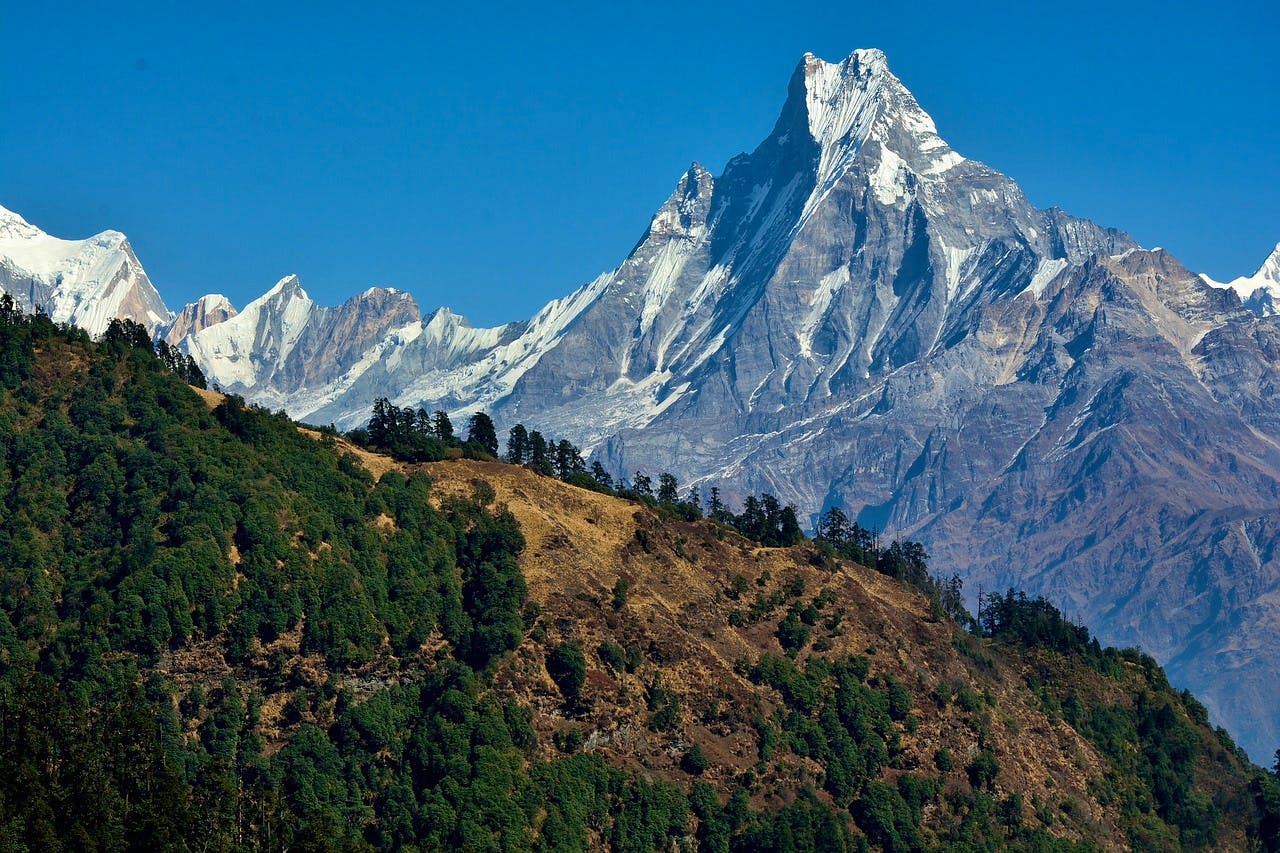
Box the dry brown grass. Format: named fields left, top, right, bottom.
left=421, top=459, right=1136, bottom=847
left=190, top=385, right=226, bottom=409
left=157, top=435, right=1232, bottom=849
left=296, top=427, right=403, bottom=479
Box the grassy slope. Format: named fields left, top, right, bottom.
left=422, top=459, right=1256, bottom=849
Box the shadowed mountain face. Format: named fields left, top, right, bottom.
left=4, top=49, right=1279, bottom=761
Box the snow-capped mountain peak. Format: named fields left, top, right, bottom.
left=1202, top=242, right=1280, bottom=316
left=801, top=49, right=890, bottom=149
left=0, top=205, right=170, bottom=336
left=647, top=162, right=714, bottom=240
left=792, top=50, right=966, bottom=193
left=3, top=45, right=1279, bottom=769
left=0, top=203, right=43, bottom=240
left=258, top=273, right=308, bottom=304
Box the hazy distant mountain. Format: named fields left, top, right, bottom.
left=4, top=49, right=1279, bottom=762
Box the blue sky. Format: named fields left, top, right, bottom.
left=2, top=1, right=1276, bottom=327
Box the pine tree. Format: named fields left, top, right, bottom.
left=738, top=496, right=765, bottom=540
left=184, top=353, right=207, bottom=388
left=397, top=407, right=417, bottom=443
left=505, top=424, right=528, bottom=464
left=433, top=411, right=455, bottom=444
left=632, top=472, right=653, bottom=498
left=657, top=473, right=679, bottom=505
left=589, top=461, right=613, bottom=490
left=817, top=506, right=850, bottom=547
left=465, top=412, right=498, bottom=455
left=528, top=431, right=551, bottom=475
left=776, top=505, right=803, bottom=546
left=369, top=398, right=392, bottom=447
left=554, top=440, right=585, bottom=480
left=708, top=487, right=727, bottom=522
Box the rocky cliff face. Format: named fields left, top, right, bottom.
left=175, top=51, right=1280, bottom=761
left=336, top=51, right=1277, bottom=761
left=162, top=293, right=237, bottom=344
left=298, top=50, right=1133, bottom=442
left=0, top=204, right=170, bottom=336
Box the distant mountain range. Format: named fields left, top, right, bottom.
left=2, top=49, right=1278, bottom=763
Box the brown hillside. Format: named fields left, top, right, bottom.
left=145, top=409, right=1255, bottom=849
left=421, top=459, right=1203, bottom=849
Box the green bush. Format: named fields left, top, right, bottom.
left=547, top=642, right=588, bottom=704
left=681, top=744, right=709, bottom=775
left=598, top=640, right=626, bottom=673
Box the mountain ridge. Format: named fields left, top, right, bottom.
left=3, top=49, right=1280, bottom=765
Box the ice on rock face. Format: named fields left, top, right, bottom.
left=797, top=50, right=969, bottom=197
left=188, top=47, right=1133, bottom=441
left=162, top=293, right=239, bottom=345
left=802, top=50, right=888, bottom=158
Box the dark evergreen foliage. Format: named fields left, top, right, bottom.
left=465, top=410, right=499, bottom=456
left=505, top=423, right=528, bottom=464
left=816, top=505, right=968, bottom=623
left=362, top=396, right=448, bottom=461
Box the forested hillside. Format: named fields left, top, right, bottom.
left=0, top=307, right=1277, bottom=851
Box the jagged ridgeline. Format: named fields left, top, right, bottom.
left=0, top=307, right=1278, bottom=851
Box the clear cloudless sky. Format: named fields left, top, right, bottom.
left=2, top=1, right=1277, bottom=327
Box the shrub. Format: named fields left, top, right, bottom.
left=598, top=641, right=625, bottom=674
left=547, top=643, right=587, bottom=704
left=681, top=744, right=709, bottom=775
left=612, top=578, right=630, bottom=610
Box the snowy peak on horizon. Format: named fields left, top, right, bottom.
left=1203, top=243, right=1280, bottom=316
left=788, top=49, right=967, bottom=190
left=0, top=204, right=170, bottom=337
left=224, top=46, right=1138, bottom=433
left=3, top=47, right=1280, bottom=766
left=0, top=203, right=45, bottom=241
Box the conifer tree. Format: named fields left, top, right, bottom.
left=708, top=487, right=727, bottom=522
left=528, top=431, right=551, bottom=475
left=433, top=410, right=455, bottom=444
left=369, top=398, right=392, bottom=447
left=816, top=506, right=850, bottom=546
left=589, top=461, right=613, bottom=490
left=466, top=411, right=498, bottom=455
left=554, top=440, right=585, bottom=480
left=657, top=473, right=679, bottom=505
left=632, top=471, right=653, bottom=498
left=506, top=424, right=529, bottom=464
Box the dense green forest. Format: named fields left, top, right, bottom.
left=0, top=306, right=1277, bottom=851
